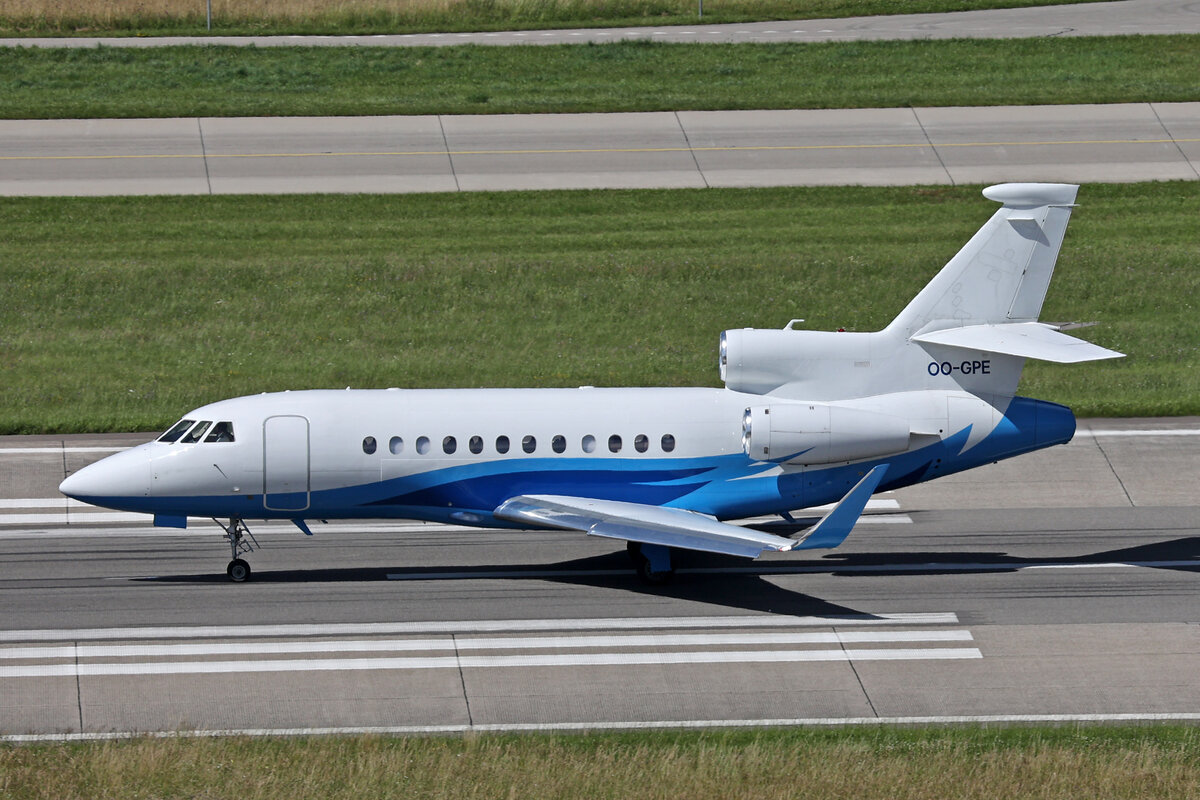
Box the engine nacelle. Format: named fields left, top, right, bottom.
left=742, top=402, right=911, bottom=465
left=721, top=327, right=874, bottom=397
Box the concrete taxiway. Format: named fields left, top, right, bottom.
left=2, top=0, right=1198, bottom=48
left=1, top=420, right=1197, bottom=737
left=2, top=103, right=1198, bottom=196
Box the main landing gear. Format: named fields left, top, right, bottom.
left=218, top=517, right=259, bottom=582
left=627, top=541, right=675, bottom=586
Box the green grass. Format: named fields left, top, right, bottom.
left=2, top=35, right=1199, bottom=119
left=0, top=0, right=1106, bottom=38
left=0, top=182, right=1193, bottom=434
left=2, top=726, right=1199, bottom=799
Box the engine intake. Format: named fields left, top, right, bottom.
left=742, top=403, right=910, bottom=465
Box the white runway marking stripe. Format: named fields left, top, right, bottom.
left=0, top=647, right=982, bottom=678
left=0, top=629, right=974, bottom=659
left=1086, top=429, right=1200, bottom=436
left=8, top=713, right=1200, bottom=742
left=0, top=446, right=128, bottom=455
left=0, top=612, right=961, bottom=642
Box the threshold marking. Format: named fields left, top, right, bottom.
left=0, top=629, right=974, bottom=660
left=0, top=612, right=962, bottom=642
left=0, top=647, right=981, bottom=678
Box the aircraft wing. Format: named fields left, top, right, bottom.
left=493, top=465, right=889, bottom=559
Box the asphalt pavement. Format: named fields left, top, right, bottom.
left=2, top=103, right=1198, bottom=196
left=1, top=420, right=1197, bottom=737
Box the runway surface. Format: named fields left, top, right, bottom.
left=1, top=419, right=1197, bottom=737
left=2, top=0, right=1198, bottom=48
left=3, top=103, right=1199, bottom=196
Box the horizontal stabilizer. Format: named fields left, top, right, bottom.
left=911, top=322, right=1123, bottom=363
left=792, top=464, right=889, bottom=550
left=494, top=495, right=797, bottom=560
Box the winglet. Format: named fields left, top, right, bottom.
left=790, top=464, right=890, bottom=551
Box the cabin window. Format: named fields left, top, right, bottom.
left=205, top=421, right=235, bottom=443
left=661, top=434, right=676, bottom=453
left=496, top=435, right=510, bottom=454
left=608, top=434, right=622, bottom=453
left=634, top=434, right=649, bottom=453
left=443, top=436, right=457, bottom=455
left=389, top=436, right=404, bottom=455
left=181, top=421, right=212, bottom=444
left=416, top=436, right=431, bottom=455
left=469, top=435, right=484, bottom=455
left=522, top=435, right=537, bottom=454
left=552, top=435, right=566, bottom=454
left=159, top=419, right=196, bottom=443
left=582, top=434, right=596, bottom=453
left=362, top=436, right=377, bottom=455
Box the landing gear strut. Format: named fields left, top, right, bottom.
left=626, top=541, right=675, bottom=586
left=218, top=518, right=259, bottom=582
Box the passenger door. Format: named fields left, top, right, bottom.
left=263, top=415, right=310, bottom=511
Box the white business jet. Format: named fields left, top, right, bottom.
left=60, top=183, right=1122, bottom=584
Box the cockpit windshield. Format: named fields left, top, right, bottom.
left=180, top=421, right=212, bottom=444
left=158, top=419, right=236, bottom=444
left=158, top=419, right=196, bottom=443
left=205, top=421, right=235, bottom=443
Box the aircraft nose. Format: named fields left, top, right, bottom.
left=59, top=446, right=153, bottom=505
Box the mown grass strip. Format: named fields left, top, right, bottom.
left=0, top=0, right=1103, bottom=37
left=0, top=182, right=1193, bottom=434
left=2, top=726, right=1199, bottom=800
left=2, top=35, right=1199, bottom=119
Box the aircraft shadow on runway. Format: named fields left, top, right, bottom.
left=814, top=535, right=1200, bottom=576
left=132, top=535, right=1200, bottom=616
left=132, top=550, right=863, bottom=617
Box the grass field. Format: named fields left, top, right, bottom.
left=2, top=726, right=1199, bottom=799
left=0, top=0, right=1102, bottom=37
left=3, top=35, right=1199, bottom=119
left=0, top=181, right=1193, bottom=435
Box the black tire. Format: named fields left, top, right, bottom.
left=227, top=558, right=251, bottom=582
left=636, top=555, right=674, bottom=586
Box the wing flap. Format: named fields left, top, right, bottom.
left=912, top=322, right=1123, bottom=363
left=494, top=495, right=796, bottom=559
left=791, top=465, right=889, bottom=550
left=495, top=466, right=891, bottom=560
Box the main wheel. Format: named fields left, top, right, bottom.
left=227, top=558, right=251, bottom=582
left=636, top=555, right=674, bottom=586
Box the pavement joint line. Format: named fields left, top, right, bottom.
left=8, top=713, right=1200, bottom=741
left=3, top=137, right=1198, bottom=162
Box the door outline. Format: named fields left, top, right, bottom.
left=263, top=415, right=310, bottom=511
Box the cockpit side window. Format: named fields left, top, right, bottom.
left=204, top=421, right=236, bottom=443
left=159, top=419, right=196, bottom=443
left=180, top=421, right=212, bottom=444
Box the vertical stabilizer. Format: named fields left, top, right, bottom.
left=886, top=183, right=1079, bottom=340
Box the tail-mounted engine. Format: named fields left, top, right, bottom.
left=742, top=402, right=911, bottom=465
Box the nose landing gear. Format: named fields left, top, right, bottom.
left=218, top=518, right=259, bottom=582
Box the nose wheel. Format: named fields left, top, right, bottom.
left=218, top=518, right=259, bottom=582
left=227, top=558, right=251, bottom=582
